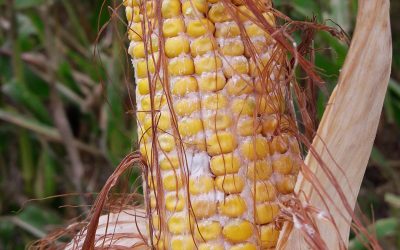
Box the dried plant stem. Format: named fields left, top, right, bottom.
left=278, top=0, right=392, bottom=249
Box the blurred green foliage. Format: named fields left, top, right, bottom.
left=0, top=0, right=399, bottom=249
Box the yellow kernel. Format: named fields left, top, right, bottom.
left=195, top=56, right=222, bottom=74
left=152, top=233, right=165, bottom=250
left=163, top=18, right=185, bottom=38
left=203, top=114, right=232, bottom=131
left=226, top=77, right=254, bottom=96
left=276, top=174, right=296, bottom=194
left=161, top=0, right=181, bottom=18
left=218, top=195, right=247, bottom=217
left=240, top=137, right=270, bottom=160
left=249, top=55, right=271, bottom=77
left=237, top=5, right=255, bottom=22
left=165, top=36, right=190, bottom=58
left=174, top=98, right=201, bottom=116
left=231, top=98, right=255, bottom=117
left=202, top=93, right=228, bottom=110
left=246, top=160, right=272, bottom=181
left=166, top=192, right=185, bottom=212
left=237, top=118, right=262, bottom=136
left=147, top=174, right=157, bottom=189
left=190, top=36, right=217, bottom=57
left=178, top=118, right=204, bottom=137
left=158, top=133, right=175, bottom=152
left=123, top=0, right=139, bottom=7
left=128, top=22, right=143, bottom=41
left=137, top=78, right=151, bottom=95
left=261, top=115, right=278, bottom=135
left=220, top=40, right=245, bottom=56
left=257, top=94, right=285, bottom=115
left=136, top=56, right=157, bottom=78
left=210, top=154, right=240, bottom=176
left=163, top=173, right=182, bottom=191
left=215, top=174, right=245, bottom=194
left=223, top=57, right=249, bottom=78
left=151, top=213, right=160, bottom=230
left=222, top=220, right=253, bottom=243
left=245, top=23, right=266, bottom=37
left=195, top=221, right=222, bottom=241
left=198, top=243, right=224, bottom=250
left=189, top=176, right=214, bottom=195
left=150, top=192, right=156, bottom=208
left=140, top=142, right=152, bottom=163
left=182, top=0, right=208, bottom=15
left=197, top=73, right=226, bottom=92
left=207, top=132, right=237, bottom=156
left=255, top=203, right=280, bottom=225
left=168, top=57, right=195, bottom=76
left=160, top=155, right=179, bottom=170
left=155, top=112, right=171, bottom=131
left=215, top=22, right=240, bottom=38
left=187, top=19, right=215, bottom=37
left=230, top=243, right=257, bottom=250
left=260, top=224, right=280, bottom=249
left=252, top=182, right=276, bottom=202
left=270, top=135, right=289, bottom=154
left=172, top=76, right=198, bottom=96
left=125, top=7, right=140, bottom=23
left=168, top=213, right=194, bottom=234
left=192, top=200, right=217, bottom=219
left=171, top=235, right=196, bottom=250
left=272, top=155, right=293, bottom=174
left=208, top=3, right=232, bottom=23
left=140, top=94, right=166, bottom=111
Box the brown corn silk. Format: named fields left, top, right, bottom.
left=125, top=0, right=302, bottom=248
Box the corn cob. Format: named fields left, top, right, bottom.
left=124, top=0, right=301, bottom=249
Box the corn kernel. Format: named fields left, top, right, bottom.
left=220, top=39, right=245, bottom=56
left=237, top=118, right=262, bottom=136
left=246, top=160, right=272, bottom=181
left=160, top=155, right=179, bottom=170
left=140, top=142, right=152, bottom=162
left=140, top=94, right=166, bottom=111
left=155, top=112, right=171, bottom=131
left=191, top=36, right=217, bottom=57
left=231, top=98, right=255, bottom=116
left=165, top=36, right=190, bottom=58
left=255, top=203, right=279, bottom=224
left=189, top=176, right=214, bottom=195
left=252, top=181, right=276, bottom=202
left=209, top=3, right=232, bottom=23
left=260, top=224, right=280, bottom=249
left=147, top=174, right=157, bottom=189
left=226, top=76, right=254, bottom=96
left=171, top=235, right=196, bottom=250
left=182, top=0, right=208, bottom=15
left=203, top=113, right=232, bottom=131
left=215, top=174, right=245, bottom=194
left=230, top=243, right=257, bottom=250
left=245, top=23, right=266, bottom=37
left=136, top=56, right=157, bottom=78
left=168, top=213, right=194, bottom=234
left=168, top=57, right=195, bottom=76
left=198, top=72, right=226, bottom=92
left=163, top=18, right=185, bottom=38
left=198, top=243, right=224, bottom=250
left=172, top=76, right=198, bottom=96
left=215, top=22, right=240, bottom=38
left=261, top=115, right=278, bottom=135
left=128, top=22, right=143, bottom=41
left=163, top=173, right=182, bottom=191
left=222, top=220, right=253, bottom=243
left=202, top=93, right=228, bottom=110
left=240, top=137, right=270, bottom=160
left=152, top=233, right=165, bottom=250
left=207, top=132, right=237, bottom=155
left=257, top=94, right=285, bottom=115
left=150, top=192, right=156, bottom=208
left=158, top=133, right=175, bottom=152
left=210, top=154, right=240, bottom=176
left=195, top=221, right=222, bottom=241
left=166, top=192, right=185, bottom=212
left=223, top=57, right=249, bottom=78
left=195, top=56, right=223, bottom=74
left=270, top=135, right=289, bottom=154
left=272, top=155, right=293, bottom=174
left=162, top=0, right=181, bottom=18
left=218, top=195, right=247, bottom=217
left=192, top=200, right=217, bottom=218
left=276, top=174, right=295, bottom=194
left=187, top=19, right=215, bottom=37
left=174, top=98, right=201, bottom=116
left=151, top=213, right=160, bottom=230
left=178, top=118, right=204, bottom=137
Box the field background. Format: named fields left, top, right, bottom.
left=0, top=0, right=399, bottom=249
